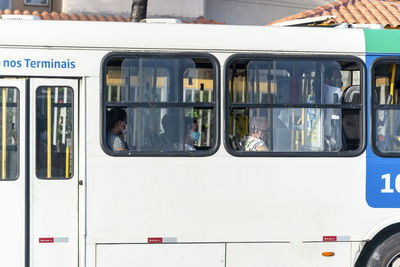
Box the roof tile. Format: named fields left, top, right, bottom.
left=59, top=12, right=69, bottom=20
left=69, top=13, right=79, bottom=21
left=0, top=9, right=225, bottom=24
left=50, top=11, right=60, bottom=20
left=268, top=0, right=400, bottom=28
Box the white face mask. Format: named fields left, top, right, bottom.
left=121, top=123, right=128, bottom=135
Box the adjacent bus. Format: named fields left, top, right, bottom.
left=0, top=19, right=399, bottom=267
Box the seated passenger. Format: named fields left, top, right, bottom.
left=241, top=116, right=269, bottom=152
left=185, top=118, right=196, bottom=151
left=106, top=108, right=128, bottom=151
left=323, top=64, right=343, bottom=151
left=190, top=119, right=200, bottom=145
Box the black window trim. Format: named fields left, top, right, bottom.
left=35, top=85, right=75, bottom=179
left=0, top=86, right=20, bottom=181
left=224, top=53, right=367, bottom=157
left=100, top=52, right=220, bottom=157
left=370, top=56, right=400, bottom=158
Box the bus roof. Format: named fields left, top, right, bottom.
left=0, top=20, right=369, bottom=53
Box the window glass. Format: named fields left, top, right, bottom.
left=227, top=58, right=362, bottom=154
left=0, top=87, right=19, bottom=180
left=373, top=62, right=400, bottom=154
left=36, top=86, right=73, bottom=178
left=104, top=55, right=217, bottom=155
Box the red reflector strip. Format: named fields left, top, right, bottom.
left=39, top=238, right=54, bottom=243
left=148, top=237, right=163, bottom=243
left=323, top=236, right=337, bottom=242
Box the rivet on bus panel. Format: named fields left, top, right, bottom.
left=322, top=252, right=335, bottom=257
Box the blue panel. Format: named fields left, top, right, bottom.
left=366, top=54, right=400, bottom=208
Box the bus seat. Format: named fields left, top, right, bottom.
left=342, top=85, right=360, bottom=104
left=229, top=135, right=243, bottom=151
left=342, top=85, right=361, bottom=150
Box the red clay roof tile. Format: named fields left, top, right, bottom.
left=78, top=13, right=88, bottom=21
left=268, top=0, right=400, bottom=28
left=50, top=11, right=60, bottom=20
left=0, top=9, right=225, bottom=24
left=59, top=12, right=69, bottom=20
left=69, top=13, right=79, bottom=21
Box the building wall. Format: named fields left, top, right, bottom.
left=147, top=0, right=205, bottom=19
left=22, top=0, right=332, bottom=25
left=63, top=0, right=129, bottom=16
left=205, top=0, right=333, bottom=25
left=12, top=0, right=54, bottom=12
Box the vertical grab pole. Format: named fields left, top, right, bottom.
left=301, top=108, right=305, bottom=146
left=390, top=64, right=396, bottom=105
left=65, top=146, right=69, bottom=178
left=2, top=88, right=6, bottom=180
left=390, top=64, right=396, bottom=137
left=47, top=87, right=52, bottom=178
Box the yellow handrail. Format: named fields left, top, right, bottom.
left=390, top=64, right=396, bottom=105
left=390, top=64, right=396, bottom=137
left=47, top=87, right=51, bottom=178
left=65, top=146, right=69, bottom=178
left=2, top=88, right=6, bottom=180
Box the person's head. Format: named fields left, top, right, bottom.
left=107, top=108, right=127, bottom=136
left=190, top=119, right=200, bottom=142
left=185, top=118, right=194, bottom=146
left=325, top=66, right=343, bottom=88
left=249, top=116, right=268, bottom=140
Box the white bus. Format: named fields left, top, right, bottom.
left=0, top=19, right=399, bottom=267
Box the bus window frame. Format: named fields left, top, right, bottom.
left=370, top=56, right=400, bottom=158
left=100, top=52, right=220, bottom=157
left=224, top=54, right=367, bottom=157
left=35, top=85, right=75, bottom=180
left=0, top=86, right=20, bottom=181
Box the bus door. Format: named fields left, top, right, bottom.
left=29, top=78, right=79, bottom=267
left=0, top=79, right=26, bottom=267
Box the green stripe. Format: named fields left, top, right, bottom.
left=365, top=29, right=400, bottom=53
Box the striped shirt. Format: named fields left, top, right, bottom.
left=241, top=136, right=268, bottom=152
left=107, top=132, right=128, bottom=151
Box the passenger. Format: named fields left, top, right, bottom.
left=323, top=64, right=343, bottom=151
left=241, top=116, right=269, bottom=151
left=185, top=118, right=196, bottom=151
left=106, top=108, right=128, bottom=151
left=324, top=66, right=343, bottom=104
left=190, top=119, right=200, bottom=145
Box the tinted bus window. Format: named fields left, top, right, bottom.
left=103, top=55, right=218, bottom=156
left=0, top=88, right=19, bottom=180
left=373, top=61, right=400, bottom=155
left=226, top=57, right=363, bottom=155
left=36, top=86, right=73, bottom=178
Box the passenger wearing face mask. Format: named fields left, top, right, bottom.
left=323, top=65, right=343, bottom=151
left=106, top=108, right=128, bottom=151
left=323, top=66, right=343, bottom=104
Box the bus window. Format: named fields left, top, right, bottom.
left=373, top=62, right=400, bottom=154
left=0, top=88, right=19, bottom=180
left=227, top=57, right=363, bottom=155
left=103, top=55, right=218, bottom=155
left=36, top=86, right=73, bottom=178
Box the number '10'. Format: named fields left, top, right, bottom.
left=381, top=174, right=400, bottom=193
